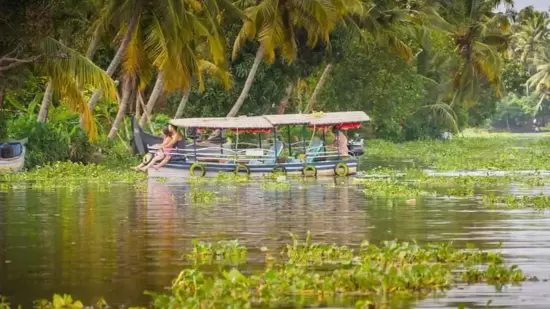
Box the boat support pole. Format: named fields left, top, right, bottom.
left=336, top=127, right=341, bottom=160
left=301, top=126, right=306, bottom=154
left=273, top=127, right=278, bottom=164
left=193, top=129, right=197, bottom=161
left=322, top=129, right=326, bottom=154
left=287, top=125, right=292, bottom=156
left=258, top=133, right=262, bottom=148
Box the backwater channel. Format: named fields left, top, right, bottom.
left=1, top=172, right=550, bottom=308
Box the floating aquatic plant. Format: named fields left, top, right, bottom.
left=186, top=188, right=227, bottom=204
left=186, top=239, right=247, bottom=266
left=0, top=162, right=146, bottom=191
left=483, top=193, right=550, bottom=209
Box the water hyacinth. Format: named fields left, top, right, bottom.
left=0, top=161, right=146, bottom=191
left=0, top=236, right=527, bottom=309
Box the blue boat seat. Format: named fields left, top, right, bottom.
left=249, top=141, right=284, bottom=165
left=304, top=140, right=324, bottom=163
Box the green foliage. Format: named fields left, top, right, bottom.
left=187, top=239, right=247, bottom=265
left=364, top=135, right=550, bottom=171
left=0, top=112, right=7, bottom=141
left=322, top=38, right=430, bottom=141
left=145, top=236, right=524, bottom=308
left=491, top=93, right=538, bottom=130
left=8, top=116, right=72, bottom=168
left=0, top=161, right=146, bottom=191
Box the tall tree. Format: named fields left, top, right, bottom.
left=227, top=0, right=363, bottom=117
left=512, top=9, right=550, bottom=70
left=424, top=0, right=513, bottom=107
left=527, top=45, right=550, bottom=114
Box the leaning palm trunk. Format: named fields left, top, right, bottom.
left=174, top=89, right=190, bottom=119
left=305, top=63, right=332, bottom=114
left=226, top=46, right=264, bottom=117
left=87, top=9, right=140, bottom=111
left=139, top=72, right=165, bottom=127
left=277, top=82, right=294, bottom=114
left=107, top=77, right=133, bottom=139
left=86, top=26, right=102, bottom=60
left=37, top=81, right=53, bottom=123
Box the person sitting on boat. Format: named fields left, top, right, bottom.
left=332, top=126, right=348, bottom=158
left=150, top=124, right=184, bottom=170
left=132, top=127, right=173, bottom=171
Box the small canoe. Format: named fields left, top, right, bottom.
left=0, top=138, right=27, bottom=173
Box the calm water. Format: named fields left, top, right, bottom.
left=1, top=178, right=550, bottom=308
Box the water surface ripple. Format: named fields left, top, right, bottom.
left=0, top=178, right=549, bottom=308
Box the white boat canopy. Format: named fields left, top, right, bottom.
left=170, top=111, right=371, bottom=129
left=170, top=115, right=273, bottom=129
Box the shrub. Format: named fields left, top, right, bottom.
left=8, top=116, right=71, bottom=168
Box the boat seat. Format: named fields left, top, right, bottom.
left=304, top=140, right=324, bottom=163
left=249, top=141, right=284, bottom=165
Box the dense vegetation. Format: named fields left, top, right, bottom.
left=0, top=0, right=549, bottom=168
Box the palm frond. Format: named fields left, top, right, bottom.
left=198, top=59, right=233, bottom=91
left=416, top=103, right=459, bottom=133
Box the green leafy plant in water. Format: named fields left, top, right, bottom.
left=483, top=193, right=550, bottom=209
left=356, top=178, right=433, bottom=198
left=261, top=179, right=291, bottom=191
left=282, top=232, right=354, bottom=266
left=0, top=162, right=146, bottom=191
left=462, top=264, right=525, bottom=284
left=33, top=294, right=83, bottom=309
left=0, top=296, right=11, bottom=309
left=187, top=188, right=227, bottom=204
left=187, top=239, right=247, bottom=265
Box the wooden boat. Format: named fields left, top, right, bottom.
left=0, top=138, right=27, bottom=173
left=143, top=111, right=370, bottom=178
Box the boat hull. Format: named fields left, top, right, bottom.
left=147, top=160, right=358, bottom=178
left=0, top=148, right=25, bottom=173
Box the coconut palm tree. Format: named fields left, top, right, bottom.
left=105, top=0, right=236, bottom=134
left=227, top=0, right=363, bottom=117
left=423, top=0, right=512, bottom=107
left=527, top=45, right=550, bottom=115
left=512, top=10, right=550, bottom=70
left=40, top=38, right=117, bottom=140
left=135, top=0, right=236, bottom=126
left=305, top=0, right=417, bottom=114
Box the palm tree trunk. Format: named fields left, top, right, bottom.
left=305, top=63, right=332, bottom=114
left=37, top=81, right=53, bottom=123
left=226, top=46, right=264, bottom=117
left=87, top=9, right=140, bottom=111
left=174, top=89, right=190, bottom=118
left=108, top=77, right=132, bottom=139
left=277, top=82, right=294, bottom=114
left=139, top=72, right=164, bottom=127
left=86, top=26, right=102, bottom=60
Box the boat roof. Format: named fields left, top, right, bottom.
left=264, top=111, right=370, bottom=126
left=170, top=116, right=273, bottom=129
left=171, top=111, right=370, bottom=129
left=308, top=111, right=371, bottom=126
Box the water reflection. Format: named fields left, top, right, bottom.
left=0, top=179, right=549, bottom=308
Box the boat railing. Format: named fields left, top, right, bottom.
left=147, top=142, right=352, bottom=165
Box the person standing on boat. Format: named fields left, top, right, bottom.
left=332, top=126, right=348, bottom=158
left=133, top=127, right=173, bottom=171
